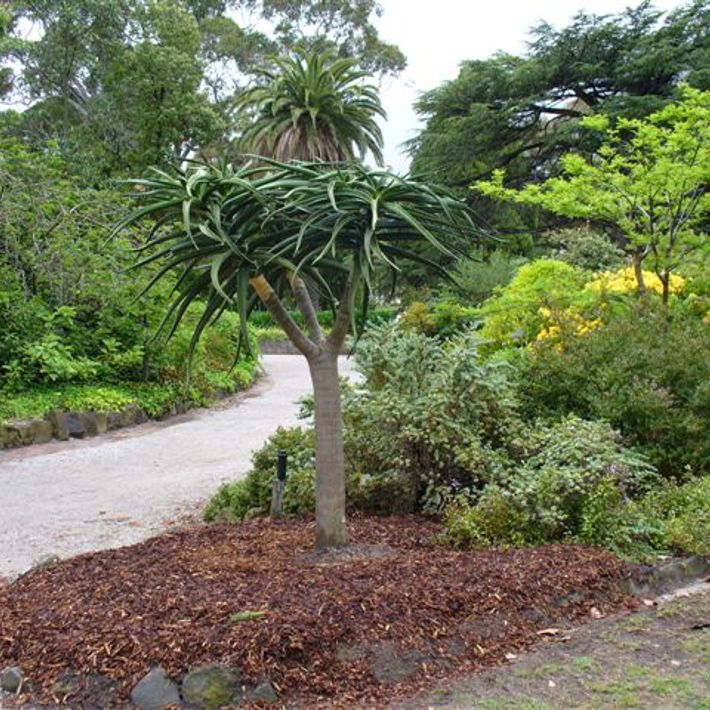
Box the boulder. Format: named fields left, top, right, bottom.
left=0, top=418, right=54, bottom=448
left=130, top=666, right=181, bottom=710
left=0, top=667, right=22, bottom=693
left=181, top=663, right=240, bottom=710
left=119, top=404, right=148, bottom=428
left=106, top=411, right=123, bottom=430
left=3, top=420, right=35, bottom=446
left=94, top=412, right=109, bottom=435
left=0, top=425, right=21, bottom=449
left=31, top=419, right=54, bottom=444
left=81, top=412, right=99, bottom=437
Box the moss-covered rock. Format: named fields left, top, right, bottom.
left=181, top=663, right=240, bottom=710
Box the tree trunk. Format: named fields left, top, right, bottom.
left=660, top=269, right=670, bottom=306
left=632, top=249, right=646, bottom=296
left=308, top=348, right=348, bottom=549
left=249, top=272, right=350, bottom=550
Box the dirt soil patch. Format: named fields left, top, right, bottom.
left=0, top=517, right=637, bottom=708
left=406, top=584, right=710, bottom=709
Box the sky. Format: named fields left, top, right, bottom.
left=373, top=0, right=688, bottom=173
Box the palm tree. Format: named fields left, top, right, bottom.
left=115, top=160, right=475, bottom=550
left=234, top=50, right=386, bottom=164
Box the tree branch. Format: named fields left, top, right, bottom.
left=528, top=104, right=585, bottom=119
left=249, top=274, right=318, bottom=357
left=287, top=271, right=323, bottom=344
left=327, top=270, right=354, bottom=353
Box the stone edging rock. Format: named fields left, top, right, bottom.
left=0, top=406, right=149, bottom=450
left=620, top=554, right=710, bottom=596
left=1, top=662, right=278, bottom=709
left=0, top=384, right=253, bottom=452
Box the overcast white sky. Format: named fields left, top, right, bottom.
left=373, top=0, right=688, bottom=172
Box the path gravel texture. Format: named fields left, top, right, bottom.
left=0, top=354, right=355, bottom=580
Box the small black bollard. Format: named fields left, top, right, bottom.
left=277, top=450, right=288, bottom=482
left=271, top=450, right=288, bottom=518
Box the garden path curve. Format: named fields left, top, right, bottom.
left=0, top=354, right=356, bottom=580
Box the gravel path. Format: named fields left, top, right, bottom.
left=0, top=354, right=355, bottom=580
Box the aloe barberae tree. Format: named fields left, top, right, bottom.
left=115, top=160, right=475, bottom=549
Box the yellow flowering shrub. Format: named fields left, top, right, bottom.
left=533, top=266, right=689, bottom=346
left=586, top=267, right=685, bottom=296
left=535, top=306, right=602, bottom=346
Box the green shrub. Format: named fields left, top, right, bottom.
left=442, top=416, right=657, bottom=548
left=577, top=475, right=710, bottom=558
left=206, top=325, right=529, bottom=521
left=439, top=249, right=527, bottom=305
left=522, top=304, right=710, bottom=477
left=347, top=324, right=527, bottom=512
left=443, top=491, right=533, bottom=548
left=399, top=301, right=430, bottom=334
left=444, top=465, right=709, bottom=560
left=204, top=427, right=316, bottom=522
left=253, top=326, right=289, bottom=342
left=544, top=226, right=626, bottom=272
left=636, top=477, right=710, bottom=555
left=508, top=416, right=657, bottom=539
left=476, top=259, right=590, bottom=350
left=203, top=422, right=417, bottom=522
left=400, top=300, right=478, bottom=338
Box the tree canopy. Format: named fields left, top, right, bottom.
left=1, top=0, right=404, bottom=179
left=115, top=159, right=475, bottom=548
left=409, top=0, right=710, bottom=231
left=475, top=87, right=710, bottom=303
left=235, top=50, right=386, bottom=164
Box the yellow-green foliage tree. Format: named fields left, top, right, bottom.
left=476, top=88, right=710, bottom=305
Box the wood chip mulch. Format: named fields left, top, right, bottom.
left=0, top=516, right=637, bottom=708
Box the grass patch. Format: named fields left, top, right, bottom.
left=572, top=656, right=600, bottom=672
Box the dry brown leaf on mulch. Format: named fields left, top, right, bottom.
left=0, top=516, right=637, bottom=708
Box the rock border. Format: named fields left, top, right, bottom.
left=0, top=381, right=258, bottom=452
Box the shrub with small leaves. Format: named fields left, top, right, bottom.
left=636, top=477, right=710, bottom=555
left=443, top=416, right=658, bottom=548
left=544, top=226, right=626, bottom=272
left=522, top=304, right=710, bottom=477
left=347, top=324, right=527, bottom=512
left=203, top=427, right=316, bottom=522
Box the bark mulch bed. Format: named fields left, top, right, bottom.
left=0, top=516, right=638, bottom=708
